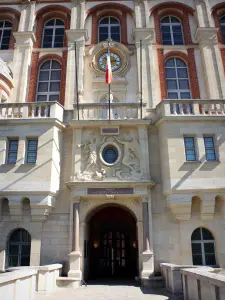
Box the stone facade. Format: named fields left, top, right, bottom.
left=0, top=0, right=225, bottom=285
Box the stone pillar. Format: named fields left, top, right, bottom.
left=133, top=28, right=157, bottom=109
left=68, top=197, right=82, bottom=279
left=11, top=32, right=36, bottom=103
left=141, top=195, right=154, bottom=279
left=195, top=28, right=225, bottom=99
left=65, top=30, right=88, bottom=110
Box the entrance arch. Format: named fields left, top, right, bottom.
left=86, top=205, right=138, bottom=280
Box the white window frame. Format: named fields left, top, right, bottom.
left=26, top=138, right=38, bottom=164
left=191, top=228, right=216, bottom=266
left=165, top=57, right=191, bottom=99
left=42, top=18, right=65, bottom=48
left=36, top=60, right=61, bottom=102
left=0, top=20, right=12, bottom=50
left=6, top=138, right=18, bottom=164
left=160, top=15, right=184, bottom=45
left=98, top=16, right=121, bottom=43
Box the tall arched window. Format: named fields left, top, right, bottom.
left=7, top=229, right=31, bottom=267
left=191, top=228, right=216, bottom=266
left=161, top=16, right=184, bottom=45
left=36, top=60, right=61, bottom=102
left=0, top=21, right=12, bottom=50
left=220, top=16, right=225, bottom=43
left=98, top=17, right=120, bottom=42
left=165, top=57, right=191, bottom=99
left=42, top=19, right=65, bottom=48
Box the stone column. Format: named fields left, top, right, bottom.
left=133, top=28, right=158, bottom=109
left=68, top=197, right=82, bottom=279
left=65, top=30, right=88, bottom=110
left=195, top=28, right=225, bottom=99
left=11, top=32, right=36, bottom=103
left=141, top=195, right=154, bottom=279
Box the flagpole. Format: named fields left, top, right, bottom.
left=107, top=39, right=111, bottom=121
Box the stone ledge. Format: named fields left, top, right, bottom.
left=0, top=269, right=37, bottom=284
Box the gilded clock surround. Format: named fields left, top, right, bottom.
left=88, top=41, right=133, bottom=77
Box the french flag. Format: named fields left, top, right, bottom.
left=105, top=53, right=112, bottom=84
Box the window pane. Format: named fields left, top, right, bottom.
left=202, top=228, right=214, bottom=240
left=186, top=150, right=196, bottom=161
left=49, top=94, right=59, bottom=101
left=111, top=34, right=120, bottom=42
left=111, top=26, right=120, bottom=34
left=206, top=150, right=216, bottom=161
left=204, top=137, right=214, bottom=148
left=110, top=17, right=119, bottom=24
left=51, top=61, right=61, bottom=69
left=205, top=254, right=216, bottom=266
left=168, top=92, right=178, bottom=99
left=180, top=92, right=191, bottom=99
left=167, top=79, right=177, bottom=89
left=166, top=68, right=176, bottom=78
left=44, top=28, right=53, bottom=35
left=193, top=254, right=203, bottom=265
left=185, top=138, right=194, bottom=149
left=99, top=34, right=108, bottom=42
left=28, top=140, right=38, bottom=151
left=204, top=243, right=215, bottom=254
left=38, top=82, right=48, bottom=92
left=45, top=19, right=55, bottom=26
left=50, top=82, right=60, bottom=91
left=39, top=71, right=49, bottom=81
left=161, top=26, right=171, bottom=33
left=55, top=28, right=64, bottom=36
left=171, top=17, right=180, bottom=23
left=179, top=79, right=189, bottom=89
left=191, top=243, right=202, bottom=254
left=8, top=153, right=17, bottom=163
left=166, top=58, right=175, bottom=67
left=99, top=27, right=108, bottom=34
left=37, top=95, right=47, bottom=102
left=177, top=68, right=188, bottom=78
left=176, top=59, right=186, bottom=67
left=41, top=61, right=50, bottom=69
left=173, top=25, right=182, bottom=33
left=161, top=17, right=170, bottom=23
left=162, top=34, right=172, bottom=45
left=9, top=244, right=19, bottom=255
left=51, top=70, right=61, bottom=80
left=56, top=19, right=64, bottom=26
left=99, top=17, right=109, bottom=25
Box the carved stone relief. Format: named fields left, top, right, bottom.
left=75, top=131, right=144, bottom=181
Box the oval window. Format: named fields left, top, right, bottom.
left=102, top=145, right=119, bottom=164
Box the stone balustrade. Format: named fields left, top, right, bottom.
left=0, top=264, right=62, bottom=300
left=74, top=102, right=144, bottom=120
left=0, top=102, right=64, bottom=122
left=160, top=263, right=213, bottom=295
left=181, top=267, right=225, bottom=300
left=154, top=99, right=225, bottom=119
left=0, top=269, right=37, bottom=300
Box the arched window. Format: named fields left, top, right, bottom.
left=161, top=16, right=184, bottom=45
left=36, top=60, right=61, bottom=102
left=42, top=19, right=65, bottom=48
left=7, top=229, right=31, bottom=267
left=220, top=16, right=225, bottom=43
left=0, top=21, right=12, bottom=50
left=98, top=17, right=120, bottom=42
left=191, top=228, right=216, bottom=266
left=165, top=57, right=191, bottom=99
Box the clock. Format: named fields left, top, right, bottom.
left=98, top=52, right=121, bottom=72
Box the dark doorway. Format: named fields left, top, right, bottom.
left=86, top=206, right=138, bottom=280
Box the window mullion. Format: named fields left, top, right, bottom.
left=202, top=241, right=206, bottom=265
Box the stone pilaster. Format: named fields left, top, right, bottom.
left=133, top=28, right=157, bottom=109
left=65, top=30, right=88, bottom=110
left=71, top=128, right=82, bottom=181
left=194, top=0, right=214, bottom=28
left=8, top=201, right=22, bottom=221
left=138, top=126, right=150, bottom=179
left=141, top=195, right=154, bottom=279
left=68, top=196, right=82, bottom=280
left=195, top=28, right=225, bottom=99
left=11, top=32, right=36, bottom=103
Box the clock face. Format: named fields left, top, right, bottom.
left=98, top=52, right=121, bottom=72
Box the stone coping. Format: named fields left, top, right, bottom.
left=160, top=263, right=211, bottom=271
left=8, top=264, right=62, bottom=272
left=0, top=269, right=37, bottom=284
left=181, top=268, right=225, bottom=287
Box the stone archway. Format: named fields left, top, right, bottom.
left=84, top=204, right=138, bottom=281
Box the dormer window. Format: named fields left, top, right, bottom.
left=98, top=17, right=120, bottom=42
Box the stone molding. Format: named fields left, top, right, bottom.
left=195, top=27, right=219, bottom=45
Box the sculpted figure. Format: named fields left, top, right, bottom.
left=80, top=137, right=97, bottom=173
left=115, top=134, right=141, bottom=170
